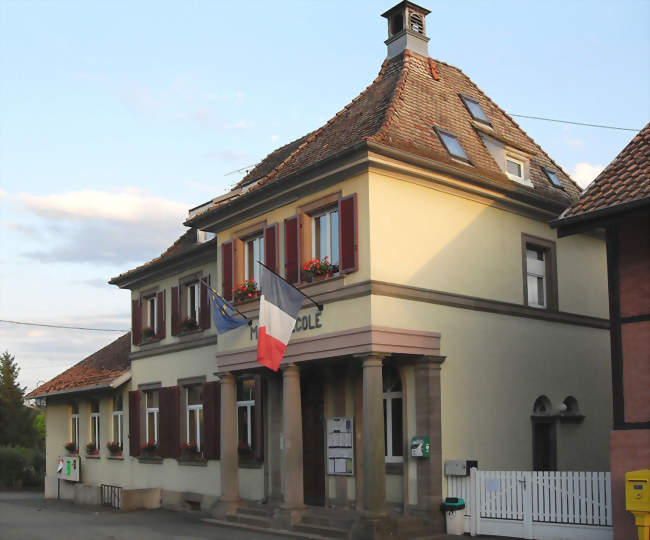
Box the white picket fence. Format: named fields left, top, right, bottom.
left=446, top=469, right=613, bottom=540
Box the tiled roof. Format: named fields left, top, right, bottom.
left=559, top=122, right=650, bottom=220
left=26, top=333, right=131, bottom=398
left=109, top=228, right=216, bottom=286
left=189, top=50, right=580, bottom=223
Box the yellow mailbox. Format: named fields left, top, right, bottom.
left=626, top=469, right=650, bottom=540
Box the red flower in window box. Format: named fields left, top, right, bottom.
left=64, top=442, right=77, bottom=454
left=180, top=442, right=201, bottom=459
left=233, top=279, right=259, bottom=303
left=106, top=441, right=123, bottom=456
left=302, top=257, right=338, bottom=281
left=139, top=440, right=158, bottom=457
left=85, top=442, right=99, bottom=455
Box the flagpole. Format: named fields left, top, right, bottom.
left=198, top=277, right=252, bottom=324
left=257, top=261, right=323, bottom=312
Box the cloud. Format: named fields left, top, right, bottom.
left=270, top=134, right=279, bottom=142
left=0, top=221, right=36, bottom=236
left=571, top=163, right=604, bottom=189
left=224, top=120, right=254, bottom=130
left=11, top=189, right=188, bottom=264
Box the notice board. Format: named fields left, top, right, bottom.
left=326, top=416, right=354, bottom=476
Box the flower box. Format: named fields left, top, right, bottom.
left=181, top=318, right=199, bottom=332
left=233, top=279, right=259, bottom=304
left=86, top=442, right=99, bottom=455
left=139, top=440, right=159, bottom=458
left=302, top=257, right=338, bottom=282
left=106, top=441, right=123, bottom=456
left=142, top=327, right=156, bottom=340
left=180, top=442, right=202, bottom=460
left=64, top=442, right=78, bottom=454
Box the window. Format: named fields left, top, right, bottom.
left=184, top=281, right=199, bottom=324
left=434, top=127, right=470, bottom=162
left=543, top=167, right=564, bottom=189
left=145, top=390, right=159, bottom=444
left=186, top=386, right=203, bottom=451
left=244, top=233, right=264, bottom=284
left=506, top=156, right=525, bottom=183
left=71, top=402, right=80, bottom=451
left=522, top=234, right=557, bottom=311
left=383, top=366, right=403, bottom=463
left=90, top=400, right=100, bottom=448
left=236, top=378, right=256, bottom=457
left=312, top=208, right=339, bottom=266
left=112, top=394, right=123, bottom=447
left=143, top=294, right=157, bottom=336
left=460, top=94, right=490, bottom=124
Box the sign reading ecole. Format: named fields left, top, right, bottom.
left=249, top=309, right=323, bottom=341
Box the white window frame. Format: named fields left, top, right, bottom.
left=237, top=399, right=254, bottom=448
left=145, top=392, right=159, bottom=444
left=186, top=389, right=203, bottom=451
left=112, top=396, right=123, bottom=447
left=145, top=294, right=157, bottom=331
left=526, top=247, right=547, bottom=309
left=244, top=234, right=265, bottom=284
left=311, top=208, right=339, bottom=265
left=383, top=391, right=404, bottom=463
left=186, top=282, right=200, bottom=323
left=90, top=410, right=100, bottom=448
left=506, top=155, right=526, bottom=183
left=71, top=413, right=80, bottom=450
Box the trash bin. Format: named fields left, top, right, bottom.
left=440, top=497, right=466, bottom=536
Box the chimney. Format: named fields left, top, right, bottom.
left=381, top=1, right=431, bottom=59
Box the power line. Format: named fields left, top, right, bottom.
left=0, top=319, right=128, bottom=332
left=510, top=114, right=641, bottom=132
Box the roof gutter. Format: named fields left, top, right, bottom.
left=28, top=371, right=132, bottom=400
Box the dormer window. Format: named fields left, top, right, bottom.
left=543, top=168, right=564, bottom=189
left=506, top=156, right=525, bottom=183
left=434, top=127, right=470, bottom=162
left=460, top=94, right=490, bottom=125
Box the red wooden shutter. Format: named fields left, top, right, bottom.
left=284, top=216, right=300, bottom=284
left=128, top=390, right=141, bottom=457
left=199, top=275, right=210, bottom=330
left=222, top=242, right=233, bottom=300
left=158, top=386, right=180, bottom=459
left=264, top=224, right=278, bottom=273
left=171, top=286, right=180, bottom=336
left=253, top=375, right=264, bottom=462
left=202, top=381, right=221, bottom=460
left=339, top=193, right=358, bottom=273
left=156, top=290, right=166, bottom=338
left=131, top=299, right=142, bottom=345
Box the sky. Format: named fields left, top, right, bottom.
left=1, top=0, right=648, bottom=394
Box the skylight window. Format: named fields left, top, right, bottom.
left=434, top=127, right=470, bottom=162
left=543, top=168, right=564, bottom=189
left=460, top=94, right=490, bottom=124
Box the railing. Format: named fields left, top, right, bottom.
left=446, top=469, right=612, bottom=539
left=101, top=484, right=121, bottom=510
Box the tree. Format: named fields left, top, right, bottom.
left=0, top=351, right=39, bottom=447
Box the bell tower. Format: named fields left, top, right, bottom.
left=381, top=1, right=431, bottom=59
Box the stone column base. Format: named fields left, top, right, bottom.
left=349, top=515, right=397, bottom=540
left=210, top=499, right=241, bottom=518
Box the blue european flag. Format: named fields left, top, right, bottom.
left=207, top=287, right=248, bottom=334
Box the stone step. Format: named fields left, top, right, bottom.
left=203, top=518, right=328, bottom=540
left=225, top=513, right=271, bottom=528
left=291, top=523, right=349, bottom=538
left=235, top=505, right=275, bottom=518
left=300, top=514, right=354, bottom=530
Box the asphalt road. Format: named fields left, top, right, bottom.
left=0, top=491, right=288, bottom=540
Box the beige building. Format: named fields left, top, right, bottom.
left=29, top=3, right=612, bottom=538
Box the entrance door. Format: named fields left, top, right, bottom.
left=301, top=369, right=325, bottom=506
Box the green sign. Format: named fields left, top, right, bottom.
left=410, top=436, right=430, bottom=458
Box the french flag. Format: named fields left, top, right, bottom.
left=257, top=264, right=304, bottom=371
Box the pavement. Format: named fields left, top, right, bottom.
left=0, top=490, right=505, bottom=540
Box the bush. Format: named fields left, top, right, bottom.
left=0, top=446, right=45, bottom=487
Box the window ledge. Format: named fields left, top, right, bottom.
left=238, top=460, right=263, bottom=469
left=177, top=458, right=208, bottom=467
left=107, top=455, right=124, bottom=460
left=299, top=273, right=345, bottom=290
left=138, top=456, right=163, bottom=464
left=85, top=455, right=101, bottom=460
left=178, top=328, right=204, bottom=339
left=140, top=337, right=163, bottom=346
